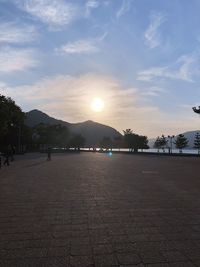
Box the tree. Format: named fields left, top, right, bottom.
left=70, top=134, right=85, bottom=150
left=174, top=134, right=188, bottom=153
left=192, top=106, right=200, bottom=114
left=154, top=137, right=162, bottom=152
left=33, top=123, right=69, bottom=148
left=138, top=135, right=149, bottom=151
left=194, top=132, right=200, bottom=154
left=99, top=136, right=113, bottom=150
left=123, top=129, right=149, bottom=152
left=0, top=94, right=25, bottom=150
left=153, top=135, right=168, bottom=153
left=113, top=136, right=126, bottom=151
left=159, top=135, right=168, bottom=152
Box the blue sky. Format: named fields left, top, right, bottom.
left=0, top=0, right=200, bottom=137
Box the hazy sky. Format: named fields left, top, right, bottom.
left=1, top=0, right=200, bottom=137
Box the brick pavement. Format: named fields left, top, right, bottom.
left=0, top=152, right=200, bottom=266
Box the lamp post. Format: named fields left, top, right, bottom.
left=168, top=135, right=175, bottom=154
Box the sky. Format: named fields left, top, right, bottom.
left=0, top=0, right=200, bottom=138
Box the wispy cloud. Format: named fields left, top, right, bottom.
left=141, top=87, right=166, bottom=97
left=56, top=32, right=107, bottom=55
left=16, top=0, right=78, bottom=30
left=0, top=46, right=38, bottom=72
left=4, top=73, right=199, bottom=137
left=4, top=74, right=137, bottom=122
left=144, top=11, right=165, bottom=49
left=56, top=39, right=99, bottom=54
left=116, top=0, right=133, bottom=18
left=137, top=53, right=198, bottom=82
left=85, top=0, right=99, bottom=17
left=0, top=22, right=38, bottom=44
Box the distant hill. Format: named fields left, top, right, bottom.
left=148, top=130, right=200, bottom=149
left=179, top=130, right=200, bottom=148
left=25, top=109, right=122, bottom=146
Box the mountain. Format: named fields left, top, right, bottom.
left=25, top=109, right=122, bottom=146
left=25, top=109, right=70, bottom=128
left=179, top=130, right=200, bottom=148
left=148, top=130, right=200, bottom=149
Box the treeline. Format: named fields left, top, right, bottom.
left=100, top=129, right=149, bottom=152
left=0, top=94, right=149, bottom=153
left=154, top=133, right=200, bottom=154
left=0, top=94, right=85, bottom=152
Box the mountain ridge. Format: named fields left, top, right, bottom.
left=25, top=109, right=122, bottom=146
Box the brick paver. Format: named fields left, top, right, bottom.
left=0, top=152, right=200, bottom=266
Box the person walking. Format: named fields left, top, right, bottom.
left=3, top=150, right=9, bottom=166
left=47, top=147, right=51, bottom=161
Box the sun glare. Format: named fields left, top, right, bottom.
left=91, top=97, right=105, bottom=112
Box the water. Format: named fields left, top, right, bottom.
left=80, top=147, right=199, bottom=155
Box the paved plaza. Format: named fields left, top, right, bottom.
left=0, top=152, right=200, bottom=267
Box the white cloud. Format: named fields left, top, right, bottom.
left=4, top=73, right=200, bottom=137
left=3, top=73, right=139, bottom=126
left=56, top=31, right=107, bottom=55
left=144, top=12, right=165, bottom=49
left=116, top=0, right=133, bottom=18
left=0, top=46, right=38, bottom=72
left=0, top=22, right=38, bottom=44
left=56, top=39, right=99, bottom=54
left=16, top=0, right=78, bottom=30
left=141, top=87, right=166, bottom=97
left=85, top=0, right=99, bottom=17
left=137, top=54, right=198, bottom=82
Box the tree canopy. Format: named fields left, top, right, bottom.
left=153, top=135, right=168, bottom=152
left=123, top=129, right=149, bottom=152
left=174, top=134, right=188, bottom=153
left=69, top=134, right=85, bottom=150
left=194, top=132, right=200, bottom=154
left=33, top=123, right=70, bottom=148
left=99, top=136, right=113, bottom=150
left=0, top=94, right=25, bottom=149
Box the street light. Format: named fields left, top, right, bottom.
left=168, top=135, right=175, bottom=154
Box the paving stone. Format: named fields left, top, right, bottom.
left=146, top=263, right=195, bottom=267
left=69, top=255, right=94, bottom=267
left=113, top=243, right=137, bottom=253
left=93, top=244, right=114, bottom=255
left=161, top=250, right=189, bottom=262
left=139, top=250, right=166, bottom=264
left=1, top=153, right=200, bottom=266
left=116, top=253, right=142, bottom=265
left=70, top=244, right=93, bottom=256
left=94, top=254, right=118, bottom=267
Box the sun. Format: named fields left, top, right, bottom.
left=91, top=97, right=105, bottom=112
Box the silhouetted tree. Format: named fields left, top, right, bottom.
left=174, top=134, right=188, bottom=153
left=138, top=135, right=149, bottom=151
left=33, top=123, right=69, bottom=148
left=113, top=136, right=126, bottom=151
left=160, top=135, right=168, bottom=152
left=154, top=137, right=162, bottom=152
left=99, top=136, right=113, bottom=150
left=192, top=106, right=200, bottom=114
left=0, top=94, right=25, bottom=151
left=70, top=134, right=85, bottom=151
left=194, top=132, right=200, bottom=154
left=123, top=129, right=149, bottom=152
